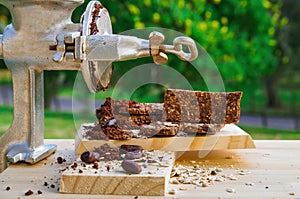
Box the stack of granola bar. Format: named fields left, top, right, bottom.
left=94, top=89, right=242, bottom=139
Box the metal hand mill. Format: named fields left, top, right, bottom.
left=0, top=0, right=198, bottom=172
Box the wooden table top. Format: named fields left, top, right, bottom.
left=0, top=139, right=300, bottom=199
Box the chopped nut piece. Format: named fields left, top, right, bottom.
left=228, top=175, right=238, bottom=181
left=168, top=188, right=177, bottom=195
left=170, top=178, right=180, bottom=184
left=215, top=177, right=225, bottom=182
left=159, top=163, right=170, bottom=167
left=238, top=171, right=247, bottom=175
left=202, top=181, right=209, bottom=187
left=215, top=167, right=224, bottom=172
left=182, top=178, right=192, bottom=184
left=226, top=188, right=236, bottom=193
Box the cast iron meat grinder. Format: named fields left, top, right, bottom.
left=0, top=0, right=198, bottom=172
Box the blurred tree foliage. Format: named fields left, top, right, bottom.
left=0, top=0, right=292, bottom=107
left=73, top=0, right=285, bottom=103
left=269, top=0, right=300, bottom=106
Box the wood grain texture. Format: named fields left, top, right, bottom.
left=60, top=151, right=175, bottom=196
left=75, top=124, right=255, bottom=155
left=0, top=140, right=300, bottom=198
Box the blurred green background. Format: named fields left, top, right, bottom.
left=0, top=0, right=299, bottom=139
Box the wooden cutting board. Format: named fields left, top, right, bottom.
left=75, top=124, right=255, bottom=155
left=60, top=150, right=175, bottom=196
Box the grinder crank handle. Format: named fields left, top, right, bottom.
left=79, top=31, right=198, bottom=65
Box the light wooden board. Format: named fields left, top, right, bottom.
left=0, top=140, right=300, bottom=198
left=60, top=150, right=175, bottom=196
left=75, top=124, right=255, bottom=155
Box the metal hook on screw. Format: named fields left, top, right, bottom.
left=149, top=31, right=198, bottom=65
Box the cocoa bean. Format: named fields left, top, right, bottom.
left=121, top=160, right=142, bottom=174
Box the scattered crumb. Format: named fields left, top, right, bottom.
left=245, top=182, right=255, bottom=186
left=106, top=165, right=110, bottom=172
left=56, top=157, right=66, bottom=164
left=225, top=156, right=234, bottom=159
left=210, top=170, right=217, bottom=175
left=226, top=188, right=236, bottom=193
left=37, top=190, right=43, bottom=195
left=25, top=190, right=34, bottom=196
left=289, top=192, right=295, bottom=196
left=170, top=178, right=179, bottom=184
left=168, top=188, right=177, bottom=195
left=202, top=181, right=208, bottom=187
left=5, top=186, right=10, bottom=191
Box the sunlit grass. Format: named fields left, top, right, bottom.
left=239, top=125, right=300, bottom=140
left=0, top=106, right=77, bottom=139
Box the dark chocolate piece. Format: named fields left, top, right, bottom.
left=120, top=145, right=143, bottom=154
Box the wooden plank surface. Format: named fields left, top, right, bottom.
left=0, top=139, right=299, bottom=198
left=75, top=124, right=255, bottom=155
left=60, top=151, right=175, bottom=196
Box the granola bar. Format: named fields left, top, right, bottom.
left=96, top=97, right=166, bottom=126
left=164, top=89, right=242, bottom=124
left=82, top=123, right=132, bottom=140
left=112, top=100, right=165, bottom=116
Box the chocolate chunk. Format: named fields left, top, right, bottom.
left=25, top=190, right=33, bottom=196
